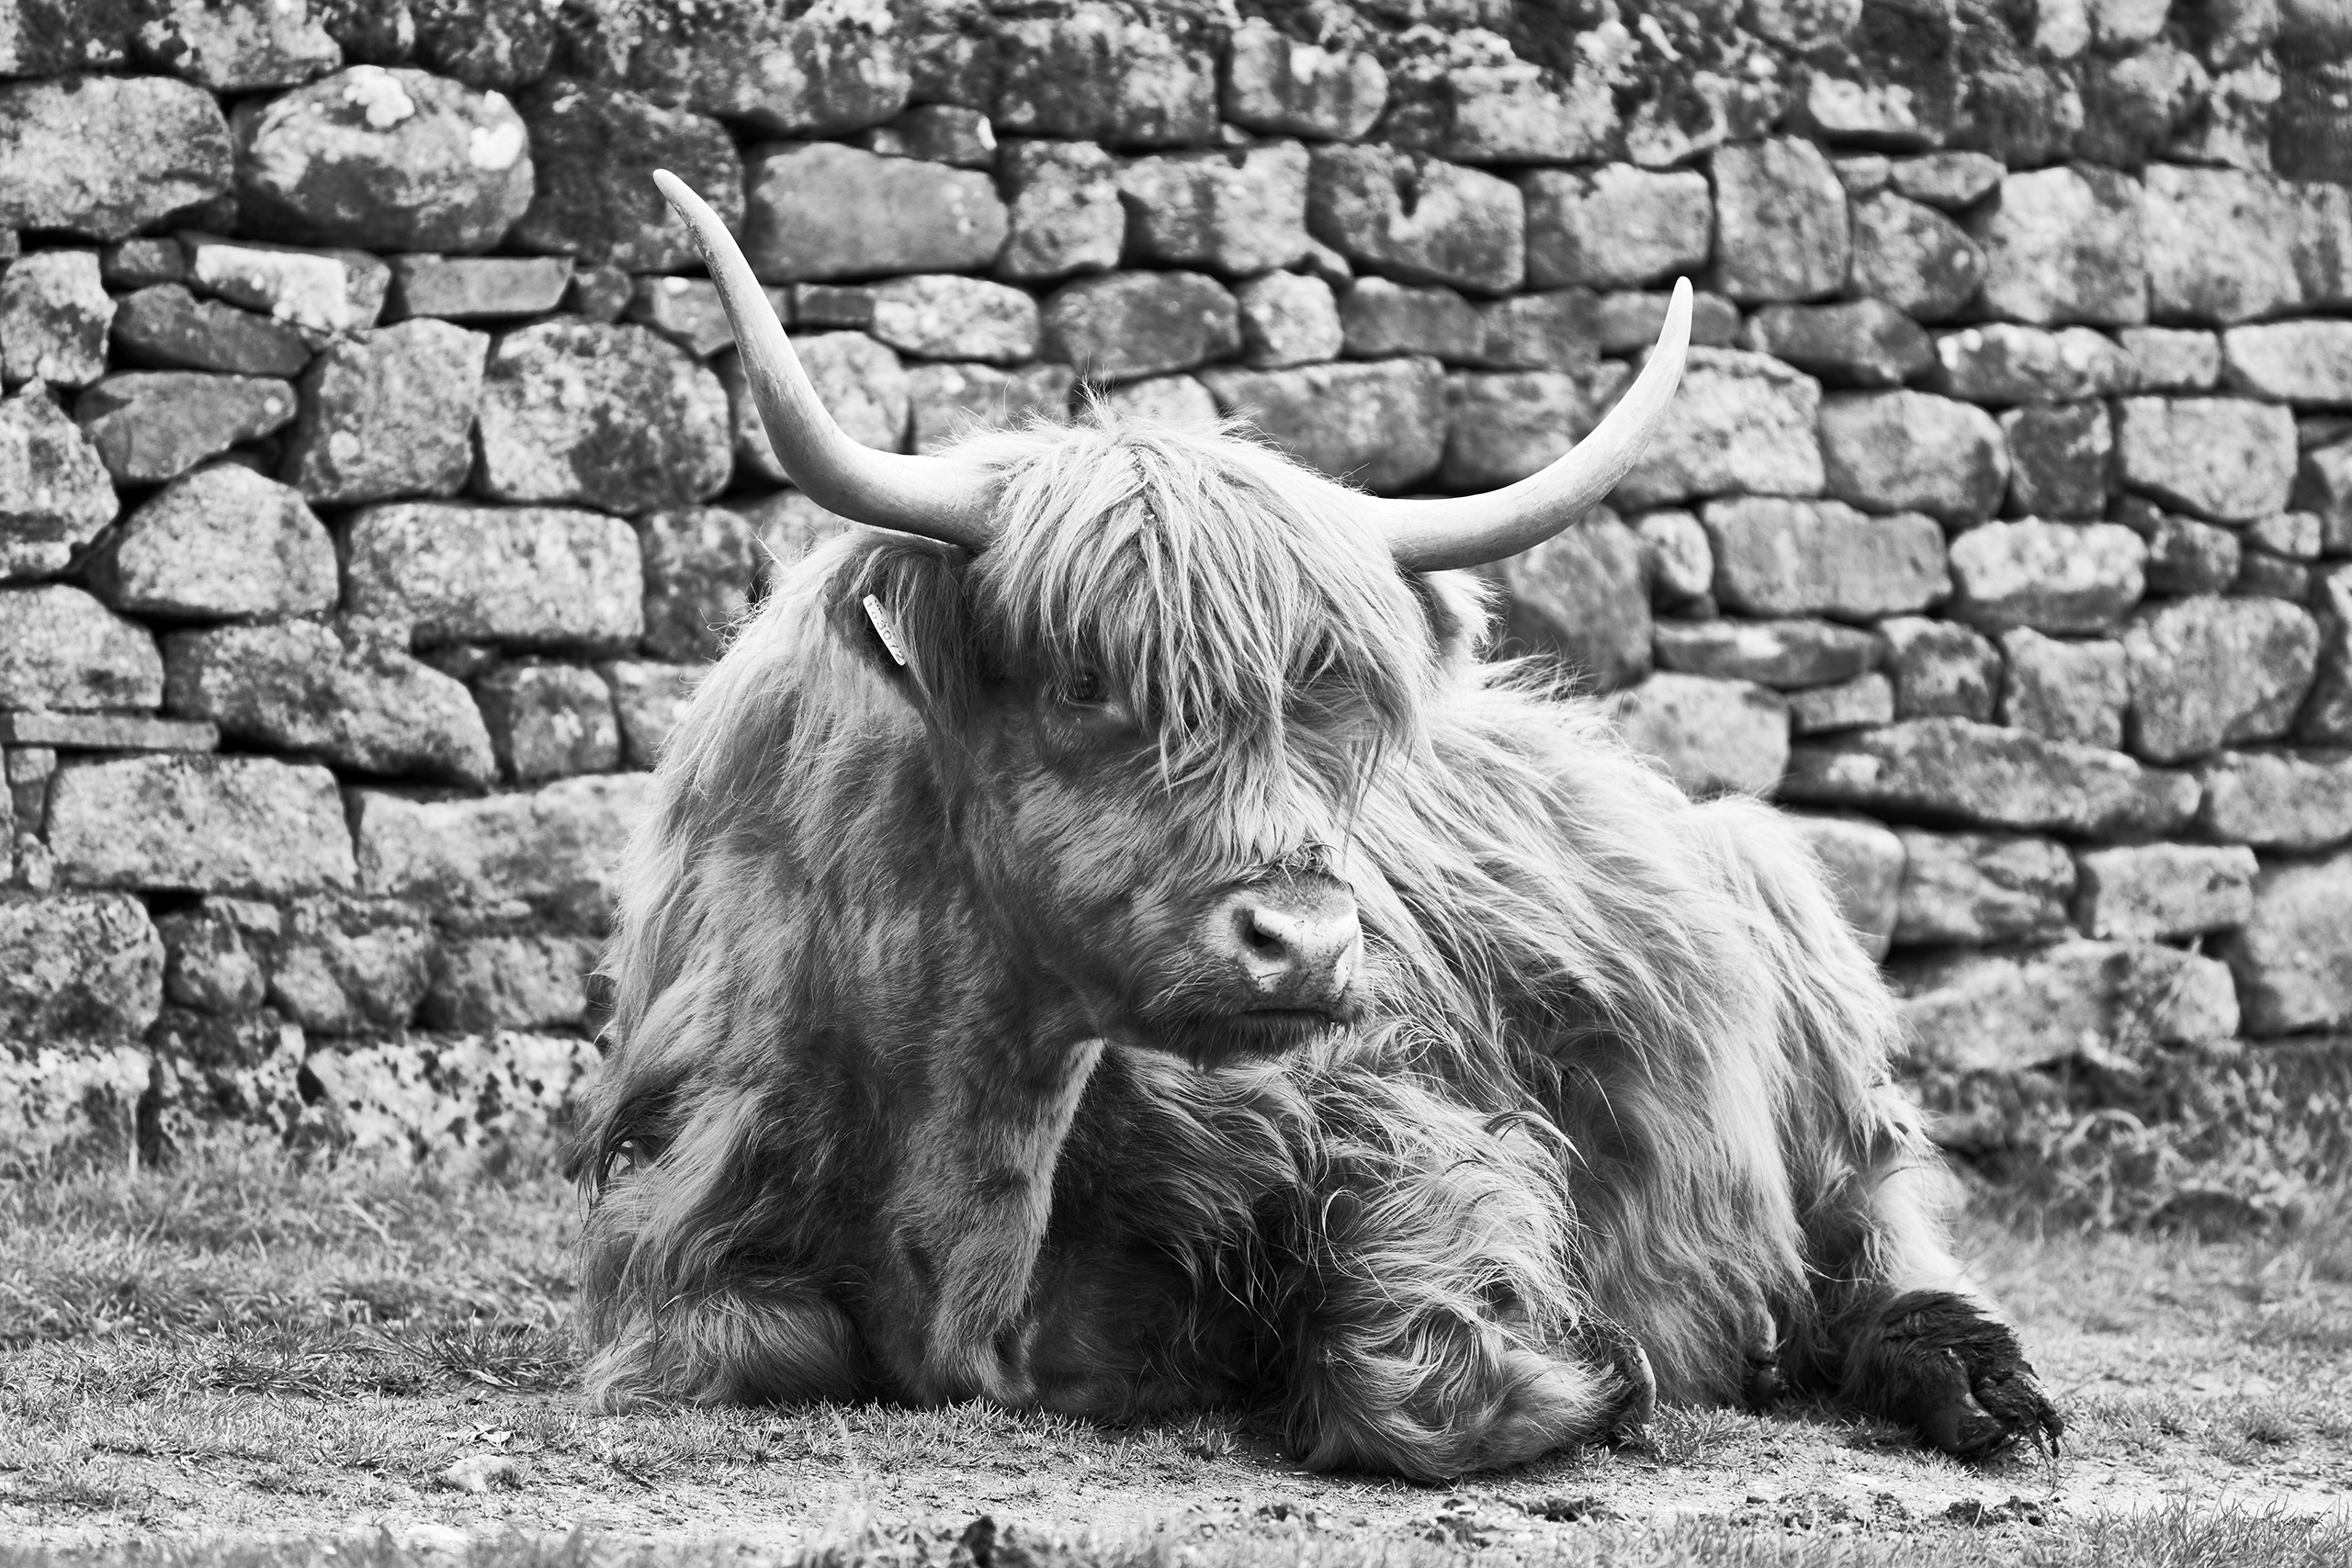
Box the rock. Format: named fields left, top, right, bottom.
left=1597, top=289, right=1744, bottom=355
left=624, top=276, right=761, bottom=359
left=638, top=507, right=755, bottom=664
left=268, top=897, right=433, bottom=1033
left=1740, top=300, right=1932, bottom=388
left=995, top=141, right=1123, bottom=284
left=865, top=276, right=1039, bottom=365
left=729, top=491, right=858, bottom=592
left=164, top=619, right=495, bottom=787
left=1472, top=292, right=1600, bottom=372
left=906, top=363, right=1074, bottom=454
left=232, top=66, right=533, bottom=253
left=1440, top=366, right=1629, bottom=491
left=351, top=773, right=656, bottom=928
left=155, top=897, right=277, bottom=1015
left=1614, top=349, right=1825, bottom=508
left=386, top=255, right=571, bottom=321
left=1946, top=520, right=2146, bottom=634
left=1931, top=323, right=2132, bottom=404
left=1782, top=716, right=2199, bottom=836
left=1521, top=164, right=1712, bottom=290
left=85, top=466, right=336, bottom=621
left=101, top=241, right=187, bottom=290
left=1966, top=165, right=2147, bottom=327
left=725, top=333, right=909, bottom=481
left=0, top=386, right=116, bottom=581
left=2247, top=512, right=2323, bottom=562
left=0, top=77, right=232, bottom=241
left=1307, top=145, right=1524, bottom=295
left=993, top=3, right=1216, bottom=147
left=512, top=81, right=741, bottom=274
left=2132, top=506, right=2245, bottom=594
left=1819, top=389, right=2009, bottom=526
left=410, top=0, right=556, bottom=93
left=74, top=372, right=299, bottom=485
left=474, top=662, right=619, bottom=783
left=634, top=6, right=905, bottom=135
left=0, top=1043, right=151, bottom=1162
left=1221, top=19, right=1387, bottom=141
left=1118, top=143, right=1310, bottom=278
left=298, top=1030, right=600, bottom=1163
left=1040, top=273, right=1240, bottom=384
left=2198, top=748, right=2352, bottom=851
left=2223, top=321, right=2352, bottom=406
left=184, top=234, right=390, bottom=339
left=282, top=318, right=488, bottom=503
left=743, top=142, right=1006, bottom=282
left=1789, top=671, right=1895, bottom=734
left=1894, top=828, right=2076, bottom=946
left=1997, top=628, right=2130, bottom=750
left=1339, top=279, right=1482, bottom=362
left=133, top=0, right=341, bottom=91
left=1888, top=152, right=2004, bottom=209
left=345, top=502, right=643, bottom=650
left=0, top=251, right=114, bottom=388
left=110, top=285, right=313, bottom=377
left=2304, top=564, right=2352, bottom=742
left=860, top=105, right=996, bottom=168
left=47, top=755, right=354, bottom=896
left=0, top=893, right=163, bottom=1043
left=1655, top=618, right=1881, bottom=690
left=1387, top=52, right=1622, bottom=165
left=2221, top=850, right=2352, bottom=1034
left=1709, top=138, right=1849, bottom=303
left=1835, top=154, right=1891, bottom=197
left=424, top=932, right=597, bottom=1032
left=2001, top=402, right=2111, bottom=519
left=1235, top=274, right=1342, bottom=371
left=1101, top=375, right=1219, bottom=426
left=0, top=586, right=162, bottom=711
left=1634, top=508, right=1712, bottom=605
left=1493, top=513, right=1651, bottom=693
left=2075, top=842, right=2259, bottom=941
left=0, top=713, right=213, bottom=751
left=1894, top=940, right=2237, bottom=1071
left=2297, top=446, right=2352, bottom=554
left=2143, top=165, right=2304, bottom=325
left=1609, top=673, right=1790, bottom=797
left=1198, top=358, right=1445, bottom=495
left=2124, top=597, right=2321, bottom=762
left=1849, top=192, right=1984, bottom=322
left=1881, top=615, right=2003, bottom=722
left=603, top=660, right=700, bottom=769
left=1701, top=497, right=1948, bottom=620
left=1783, top=811, right=1905, bottom=960
left=2119, top=327, right=2222, bottom=392
left=476, top=321, right=729, bottom=513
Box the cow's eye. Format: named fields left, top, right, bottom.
left=1060, top=671, right=1105, bottom=706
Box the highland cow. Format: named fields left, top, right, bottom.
left=567, top=173, right=2062, bottom=1481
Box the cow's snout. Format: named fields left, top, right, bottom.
left=1209, top=875, right=1362, bottom=1011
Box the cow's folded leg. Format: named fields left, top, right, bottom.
left=1834, top=1288, right=2063, bottom=1459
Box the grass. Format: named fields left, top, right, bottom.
left=3, top=1139, right=2349, bottom=1564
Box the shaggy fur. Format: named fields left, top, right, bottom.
left=571, top=412, right=2060, bottom=1480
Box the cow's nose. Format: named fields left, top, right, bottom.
left=1214, top=877, right=1362, bottom=1007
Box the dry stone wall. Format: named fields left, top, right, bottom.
left=3, top=0, right=2350, bottom=1201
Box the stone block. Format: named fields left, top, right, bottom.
left=1710, top=138, right=1849, bottom=304
left=1521, top=164, right=1712, bottom=290
left=474, top=663, right=619, bottom=784
left=2304, top=564, right=2352, bottom=743
left=634, top=9, right=905, bottom=135
left=1931, top=323, right=2132, bottom=404
left=282, top=318, right=489, bottom=504
left=1947, top=520, right=2146, bottom=634
left=110, top=284, right=312, bottom=378
left=1820, top=389, right=2009, bottom=526
left=164, top=619, right=497, bottom=787
left=0, top=1044, right=150, bottom=1163
left=0, top=77, right=232, bottom=242
left=724, top=333, right=909, bottom=483
left=2236, top=550, right=2317, bottom=604
left=1788, top=672, right=1895, bottom=735
left=2248, top=511, right=2323, bottom=561
left=1849, top=192, right=1984, bottom=322
left=1595, top=290, right=1743, bottom=355
left=102, top=241, right=187, bottom=290
left=2075, top=842, right=2259, bottom=941
left=2143, top=165, right=2303, bottom=325
left=2221, top=850, right=2352, bottom=1034
left=48, top=755, right=354, bottom=896
left=1388, top=53, right=1622, bottom=165
left=0, top=385, right=116, bottom=581
left=231, top=66, right=533, bottom=254
left=1221, top=19, right=1387, bottom=141
left=1701, top=497, right=1948, bottom=620
left=1440, top=366, right=1628, bottom=491
left=74, top=372, right=298, bottom=485
left=2133, top=507, right=2245, bottom=594
left=638, top=507, right=756, bottom=664
left=2123, top=597, right=2321, bottom=762
left=1609, top=673, right=1790, bottom=798
left=994, top=4, right=1216, bottom=148
left=85, top=465, right=336, bottom=622
left=298, top=1031, right=600, bottom=1165
left=996, top=141, right=1124, bottom=284
left=1614, top=349, right=1825, bottom=509
left=0, top=586, right=162, bottom=712
left=513, top=81, right=742, bottom=274
left=1997, top=628, right=2130, bottom=750
left=1119, top=143, right=1310, bottom=278
left=907, top=363, right=1075, bottom=455
left=1740, top=300, right=1932, bottom=389
left=866, top=276, right=1039, bottom=366
left=476, top=321, right=730, bottom=513
left=625, top=276, right=786, bottom=360
left=1966, top=165, right=2147, bottom=327
left=1888, top=152, right=2004, bottom=209
left=2295, top=445, right=2352, bottom=553
left=1101, top=375, right=1219, bottom=427
left=345, top=502, right=644, bottom=650
left=0, top=714, right=214, bottom=750
left=859, top=105, right=996, bottom=168
left=133, top=0, right=341, bottom=91
left=1781, top=716, right=2199, bottom=836
left=184, top=233, right=390, bottom=339
left=351, top=773, right=657, bottom=929
left=1783, top=811, right=1905, bottom=960
left=1197, top=358, right=1445, bottom=496
left=731, top=491, right=859, bottom=592
left=424, top=931, right=599, bottom=1032
left=0, top=251, right=113, bottom=389
left=0, top=893, right=163, bottom=1043
left=1308, top=145, right=1524, bottom=295
left=1472, top=292, right=1600, bottom=372
left=1492, top=513, right=1651, bottom=693
left=1894, top=940, right=2237, bottom=1071
left=1339, top=279, right=1481, bottom=362
left=1634, top=509, right=1712, bottom=605
left=269, top=896, right=433, bottom=1035
left=2223, top=321, right=2352, bottom=406
left=1835, top=154, right=1890, bottom=197
left=1236, top=273, right=1342, bottom=371
left=2119, top=327, right=2222, bottom=393
left=745, top=142, right=1006, bottom=283
left=1894, top=828, right=2075, bottom=947
left=1654, top=619, right=1881, bottom=690
left=155, top=897, right=277, bottom=1015
left=2198, top=748, right=2352, bottom=851
left=1042, top=272, right=1239, bottom=383
left=2001, top=402, right=2111, bottom=519
left=603, top=661, right=701, bottom=770
left=389, top=253, right=576, bottom=322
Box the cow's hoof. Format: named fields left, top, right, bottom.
left=1866, top=1292, right=2063, bottom=1461
left=1567, top=1313, right=1657, bottom=1438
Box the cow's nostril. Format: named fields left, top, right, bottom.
left=1213, top=879, right=1362, bottom=1006
left=1241, top=908, right=1294, bottom=959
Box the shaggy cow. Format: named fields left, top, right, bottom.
left=569, top=172, right=2062, bottom=1481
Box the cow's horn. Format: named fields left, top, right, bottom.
left=1364, top=278, right=1693, bottom=572
left=651, top=171, right=999, bottom=550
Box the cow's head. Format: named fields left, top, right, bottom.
left=657, top=174, right=1688, bottom=1069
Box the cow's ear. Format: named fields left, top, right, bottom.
left=827, top=536, right=978, bottom=711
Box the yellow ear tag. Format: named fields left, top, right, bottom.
left=862, top=593, right=910, bottom=667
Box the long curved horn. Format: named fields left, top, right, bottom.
left=1364, top=278, right=1693, bottom=571
left=652, top=170, right=999, bottom=549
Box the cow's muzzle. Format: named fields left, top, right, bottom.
left=1202, top=873, right=1363, bottom=1021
